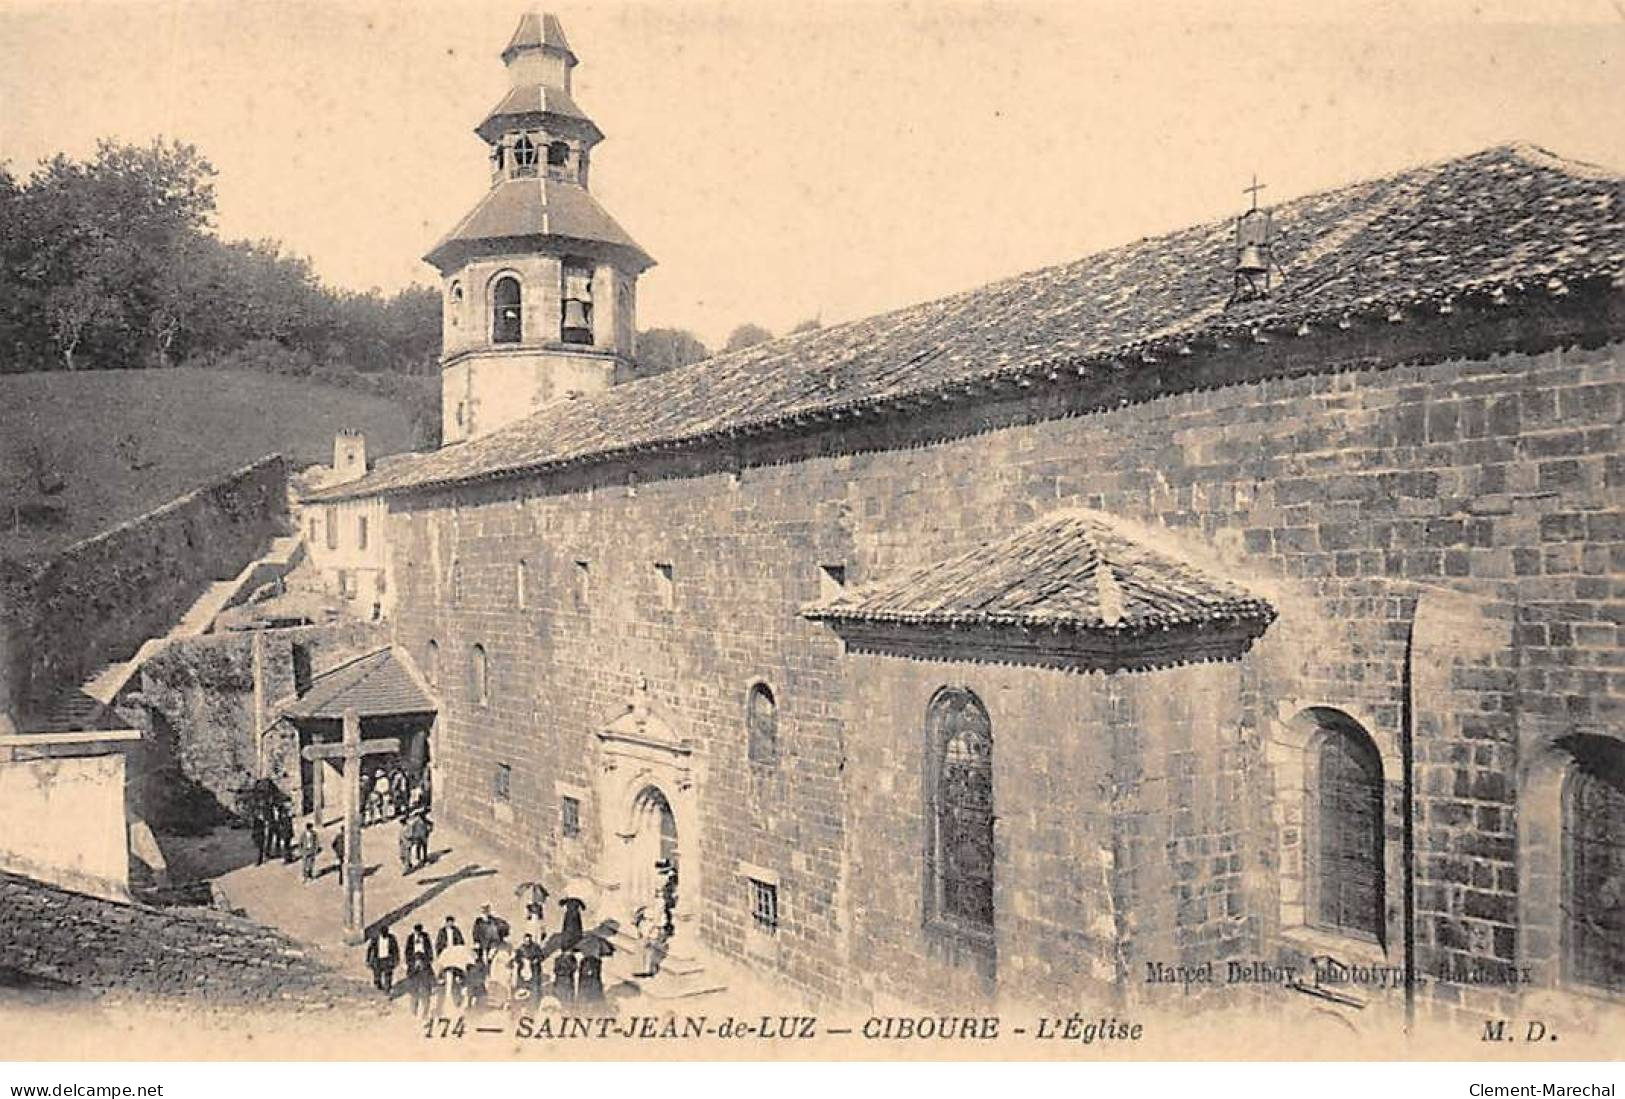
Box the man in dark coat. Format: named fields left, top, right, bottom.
left=404, top=923, right=434, bottom=1015
left=277, top=806, right=296, bottom=864
left=330, top=830, right=345, bottom=881
left=300, top=821, right=319, bottom=882
left=435, top=914, right=465, bottom=955
left=250, top=811, right=268, bottom=866
left=512, top=932, right=545, bottom=1002
left=366, top=923, right=401, bottom=994
left=472, top=903, right=509, bottom=964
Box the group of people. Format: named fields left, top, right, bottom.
left=248, top=801, right=297, bottom=866
left=363, top=765, right=429, bottom=826
left=363, top=886, right=631, bottom=1017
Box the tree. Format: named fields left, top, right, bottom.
left=723, top=323, right=773, bottom=353
left=635, top=327, right=710, bottom=377
left=789, top=317, right=823, bottom=334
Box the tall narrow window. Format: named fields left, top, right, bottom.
left=325, top=506, right=338, bottom=550
left=927, top=688, right=995, bottom=938
left=654, top=562, right=675, bottom=612
left=516, top=558, right=529, bottom=609
left=561, top=259, right=594, bottom=345
left=747, top=682, right=778, bottom=765
left=573, top=559, right=590, bottom=611
left=493, top=276, right=523, bottom=344
left=357, top=515, right=369, bottom=551
left=1565, top=743, right=1625, bottom=993
left=471, top=643, right=489, bottom=707
left=1310, top=717, right=1385, bottom=943
left=425, top=640, right=439, bottom=690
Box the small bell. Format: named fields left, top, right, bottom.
left=1236, top=243, right=1267, bottom=277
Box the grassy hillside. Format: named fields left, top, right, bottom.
left=0, top=369, right=419, bottom=561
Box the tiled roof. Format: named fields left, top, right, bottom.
left=322, top=143, right=1624, bottom=502
left=802, top=510, right=1275, bottom=632
left=476, top=83, right=602, bottom=144
left=424, top=176, right=653, bottom=273
left=280, top=647, right=434, bottom=721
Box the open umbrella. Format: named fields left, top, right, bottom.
left=514, top=881, right=550, bottom=908
left=576, top=933, right=616, bottom=960
left=436, top=942, right=476, bottom=972
left=560, top=876, right=597, bottom=906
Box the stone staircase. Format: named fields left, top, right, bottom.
left=601, top=925, right=728, bottom=1002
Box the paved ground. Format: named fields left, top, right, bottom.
left=206, top=814, right=733, bottom=1012
left=0, top=870, right=372, bottom=1011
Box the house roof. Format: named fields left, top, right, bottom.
left=802, top=510, right=1276, bottom=633
left=280, top=647, right=435, bottom=721
left=322, top=142, right=1624, bottom=502
left=424, top=176, right=652, bottom=273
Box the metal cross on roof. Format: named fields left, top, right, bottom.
left=1244, top=174, right=1267, bottom=212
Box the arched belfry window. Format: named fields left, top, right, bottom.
left=927, top=688, right=995, bottom=937
left=1564, top=741, right=1625, bottom=993
left=492, top=276, right=522, bottom=344
left=747, top=682, right=778, bottom=765
left=1307, top=711, right=1385, bottom=944
left=512, top=135, right=538, bottom=175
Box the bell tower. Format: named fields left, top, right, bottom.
left=426, top=11, right=654, bottom=445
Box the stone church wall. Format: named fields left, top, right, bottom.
left=385, top=337, right=1621, bottom=1010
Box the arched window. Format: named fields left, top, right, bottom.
left=1307, top=712, right=1385, bottom=943
left=471, top=644, right=489, bottom=707
left=1564, top=742, right=1625, bottom=993
left=747, top=682, right=777, bottom=765
left=927, top=688, right=994, bottom=937
left=448, top=281, right=463, bottom=328
left=425, top=640, right=439, bottom=690
left=492, top=276, right=522, bottom=344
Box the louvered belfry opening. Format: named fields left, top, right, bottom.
left=1308, top=711, right=1386, bottom=945
left=1563, top=741, right=1625, bottom=994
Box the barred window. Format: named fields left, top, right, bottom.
left=747, top=682, right=778, bottom=765
left=561, top=796, right=581, bottom=838
left=927, top=688, right=994, bottom=934
left=1565, top=744, right=1625, bottom=994
left=749, top=879, right=779, bottom=935
left=1310, top=717, right=1385, bottom=943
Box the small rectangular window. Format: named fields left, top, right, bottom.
left=819, top=563, right=847, bottom=602
left=654, top=562, right=675, bottom=611
left=561, top=795, right=581, bottom=838
left=573, top=559, right=590, bottom=610
left=749, top=879, right=779, bottom=935
left=493, top=763, right=512, bottom=803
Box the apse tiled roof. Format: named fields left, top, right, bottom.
left=280, top=648, right=434, bottom=721
left=424, top=176, right=652, bottom=272
left=801, top=510, right=1276, bottom=633
left=323, top=142, right=1624, bottom=501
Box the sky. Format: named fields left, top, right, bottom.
left=2, top=0, right=1622, bottom=349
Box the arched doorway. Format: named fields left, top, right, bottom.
left=627, top=784, right=678, bottom=928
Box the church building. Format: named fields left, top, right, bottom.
left=310, top=11, right=1625, bottom=1021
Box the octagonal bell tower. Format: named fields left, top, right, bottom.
left=427, top=11, right=654, bottom=445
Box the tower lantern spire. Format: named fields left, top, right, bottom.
left=501, top=10, right=578, bottom=92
